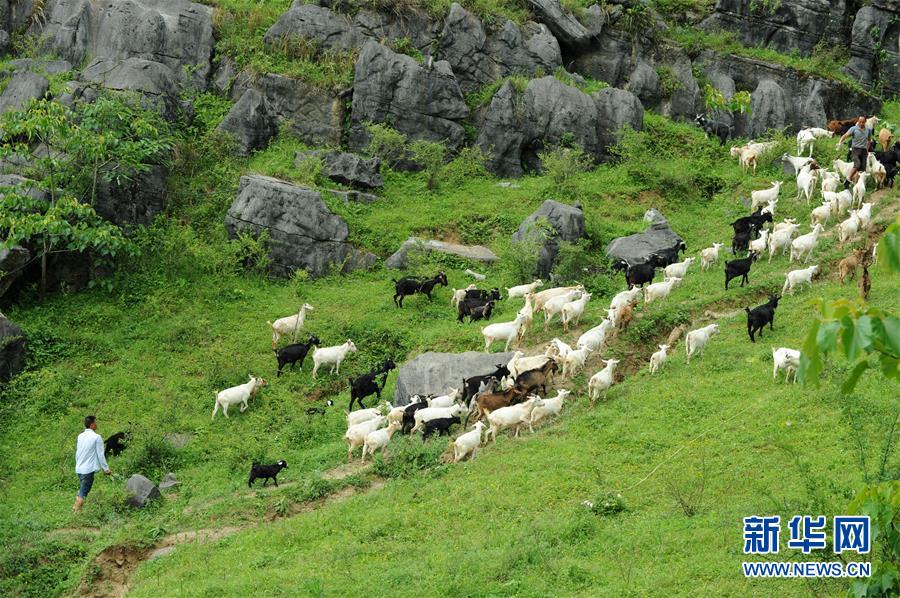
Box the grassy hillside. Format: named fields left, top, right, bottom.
left=0, top=100, right=897, bottom=596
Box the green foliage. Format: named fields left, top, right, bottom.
left=230, top=229, right=271, bottom=274
left=502, top=219, right=552, bottom=282
left=588, top=491, right=627, bottom=516
left=389, top=37, right=424, bottom=62
left=620, top=4, right=655, bottom=39
left=703, top=84, right=752, bottom=116
left=800, top=221, right=900, bottom=393
left=846, top=482, right=900, bottom=598
left=553, top=67, right=609, bottom=94
left=539, top=144, right=593, bottom=199
left=120, top=431, right=181, bottom=481
left=364, top=123, right=408, bottom=169
left=442, top=146, right=490, bottom=187
left=749, top=0, right=781, bottom=14
left=465, top=74, right=529, bottom=108
left=371, top=437, right=448, bottom=479
left=655, top=66, right=684, bottom=100
left=293, top=152, right=326, bottom=187
left=651, top=0, right=714, bottom=23
left=409, top=139, right=447, bottom=190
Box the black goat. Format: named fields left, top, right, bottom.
left=732, top=228, right=752, bottom=255
left=732, top=210, right=773, bottom=236
left=464, top=288, right=502, bottom=301
left=724, top=251, right=758, bottom=290
left=462, top=364, right=511, bottom=406
left=654, top=242, right=687, bottom=267
left=623, top=254, right=667, bottom=288
left=745, top=295, right=780, bottom=343
left=695, top=114, right=732, bottom=145
left=874, top=147, right=898, bottom=187
left=401, top=399, right=430, bottom=434
left=393, top=272, right=448, bottom=307
left=248, top=460, right=287, bottom=488
left=105, top=431, right=129, bottom=457
left=466, top=301, right=495, bottom=323
left=457, top=297, right=491, bottom=322
left=274, top=335, right=321, bottom=376
left=348, top=359, right=397, bottom=411
left=422, top=415, right=461, bottom=441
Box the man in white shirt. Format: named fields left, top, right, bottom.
left=73, top=415, right=112, bottom=513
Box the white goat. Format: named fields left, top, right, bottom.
left=749, top=229, right=770, bottom=255
left=825, top=189, right=853, bottom=218
left=506, top=279, right=543, bottom=298
left=838, top=211, right=861, bottom=246
left=643, top=277, right=681, bottom=304
left=361, top=421, right=401, bottom=461
left=685, top=324, right=720, bottom=363
left=700, top=242, right=724, bottom=271
left=542, top=289, right=583, bottom=330
left=610, top=286, right=642, bottom=311
left=211, top=375, right=268, bottom=419
left=531, top=285, right=585, bottom=313
left=649, top=344, right=669, bottom=374
left=507, top=351, right=553, bottom=379
left=547, top=337, right=573, bottom=361
left=311, top=340, right=358, bottom=378
left=832, top=159, right=855, bottom=182
left=856, top=202, right=873, bottom=231
left=796, top=164, right=818, bottom=204
left=486, top=397, right=543, bottom=441
left=344, top=416, right=386, bottom=461
left=516, top=293, right=534, bottom=334
left=867, top=153, right=887, bottom=189
left=790, top=224, right=824, bottom=263
left=751, top=181, right=782, bottom=212
left=820, top=170, right=840, bottom=195
left=530, top=389, right=573, bottom=427
left=781, top=154, right=814, bottom=174
left=810, top=201, right=832, bottom=227
left=768, top=224, right=799, bottom=262
left=482, top=314, right=527, bottom=352
left=561, top=292, right=592, bottom=332
left=587, top=359, right=620, bottom=406
left=347, top=403, right=388, bottom=427
left=577, top=319, right=614, bottom=352
left=410, top=403, right=467, bottom=434
left=562, top=347, right=591, bottom=377
left=267, top=303, right=314, bottom=348
left=664, top=257, right=695, bottom=279
left=772, top=347, right=801, bottom=384
left=426, top=388, right=462, bottom=408
left=852, top=172, right=869, bottom=208
left=773, top=218, right=797, bottom=232
left=453, top=421, right=486, bottom=462
left=796, top=130, right=817, bottom=157
left=782, top=265, right=819, bottom=295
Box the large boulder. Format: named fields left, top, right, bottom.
left=218, top=88, right=279, bottom=156
left=0, top=246, right=30, bottom=300
left=34, top=0, right=214, bottom=90
left=512, top=200, right=584, bottom=277
left=126, top=474, right=161, bottom=508
left=525, top=0, right=592, bottom=50
left=0, top=72, right=48, bottom=113
left=476, top=80, right=526, bottom=177
left=749, top=78, right=787, bottom=137
left=845, top=2, right=900, bottom=97
left=224, top=175, right=376, bottom=278
left=81, top=57, right=182, bottom=119
left=393, top=350, right=516, bottom=404
left=264, top=3, right=361, bottom=51
left=294, top=150, right=383, bottom=189
left=385, top=237, right=499, bottom=269
left=348, top=41, right=468, bottom=153
left=593, top=87, right=644, bottom=159
left=93, top=165, right=168, bottom=227
left=605, top=210, right=685, bottom=267
left=0, top=314, right=25, bottom=381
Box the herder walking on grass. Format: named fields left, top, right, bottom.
left=73, top=415, right=111, bottom=513
left=835, top=115, right=874, bottom=186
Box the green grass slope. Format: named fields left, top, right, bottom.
left=0, top=108, right=897, bottom=595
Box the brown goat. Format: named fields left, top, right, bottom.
left=467, top=386, right=529, bottom=425
left=515, top=359, right=560, bottom=396
left=828, top=118, right=857, bottom=136
left=616, top=302, right=635, bottom=331
left=839, top=248, right=867, bottom=284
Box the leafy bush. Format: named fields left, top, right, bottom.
left=655, top=66, right=684, bottom=99
left=845, top=482, right=899, bottom=598
left=587, top=491, right=627, bottom=516
left=120, top=430, right=181, bottom=480
left=364, top=123, right=408, bottom=169
left=372, top=436, right=448, bottom=478
left=539, top=144, right=593, bottom=199
left=442, top=146, right=490, bottom=187
left=409, top=139, right=447, bottom=190
left=500, top=219, right=552, bottom=282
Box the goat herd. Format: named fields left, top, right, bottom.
left=212, top=117, right=891, bottom=482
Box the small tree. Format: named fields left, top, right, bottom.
left=409, top=139, right=446, bottom=190
left=539, top=144, right=592, bottom=199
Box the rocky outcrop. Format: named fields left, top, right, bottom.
left=696, top=52, right=880, bottom=136
left=385, top=237, right=499, bottom=269
left=93, top=165, right=168, bottom=227
left=439, top=3, right=561, bottom=94
left=605, top=210, right=685, bottom=267
left=81, top=57, right=182, bottom=119
left=393, top=350, right=516, bottom=404
left=0, top=314, right=25, bottom=381
left=594, top=86, right=644, bottom=159
left=294, top=150, right=383, bottom=189
left=0, top=72, right=48, bottom=113
left=701, top=0, right=858, bottom=57
left=348, top=41, right=468, bottom=152
left=476, top=81, right=525, bottom=177
left=0, top=246, right=30, bottom=300
left=224, top=175, right=376, bottom=277
left=126, top=474, right=161, bottom=507
left=525, top=0, right=593, bottom=50
left=521, top=77, right=600, bottom=169
left=512, top=200, right=584, bottom=277
left=218, top=88, right=279, bottom=156
left=845, top=1, right=900, bottom=97
left=264, top=3, right=361, bottom=52
left=34, top=0, right=214, bottom=90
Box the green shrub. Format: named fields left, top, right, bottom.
left=120, top=430, right=181, bottom=481
left=442, top=146, right=490, bottom=186
left=409, top=139, right=447, bottom=190
left=587, top=491, right=627, bottom=516
left=656, top=66, right=684, bottom=99
left=364, top=123, right=407, bottom=169
left=539, top=144, right=593, bottom=199
left=372, top=436, right=448, bottom=479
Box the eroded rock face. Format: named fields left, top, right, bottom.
left=393, top=351, right=516, bottom=404
left=845, top=2, right=900, bottom=97
left=264, top=3, right=361, bottom=52
left=93, top=165, right=168, bottom=227
left=512, top=199, right=584, bottom=277
left=0, top=72, right=48, bottom=113
left=0, top=246, right=30, bottom=300
left=525, top=0, right=592, bottom=50
left=218, top=88, right=279, bottom=156
left=348, top=41, right=468, bottom=153
left=294, top=150, right=383, bottom=189
left=476, top=80, right=526, bottom=177
left=35, top=0, right=214, bottom=90
left=593, top=86, right=644, bottom=160
left=224, top=175, right=376, bottom=278
left=0, top=314, right=26, bottom=381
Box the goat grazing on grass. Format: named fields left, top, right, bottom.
left=772, top=348, right=800, bottom=384
left=274, top=335, right=321, bottom=376
left=345, top=416, right=386, bottom=461
left=516, top=359, right=560, bottom=395
left=700, top=243, right=724, bottom=271
left=577, top=319, right=613, bottom=353
left=212, top=375, right=268, bottom=419
left=392, top=272, right=448, bottom=307
left=685, top=324, right=720, bottom=363
left=267, top=303, right=314, bottom=349
left=311, top=340, right=358, bottom=379
left=790, top=224, right=824, bottom=264
left=561, top=292, right=592, bottom=332
left=745, top=295, right=780, bottom=343
left=530, top=389, right=573, bottom=428
left=482, top=314, right=528, bottom=352
left=839, top=248, right=867, bottom=284
left=485, top=397, right=543, bottom=441
left=105, top=431, right=129, bottom=457
left=348, top=359, right=396, bottom=411
left=248, top=460, right=287, bottom=488
left=467, top=386, right=529, bottom=426
left=724, top=252, right=758, bottom=290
